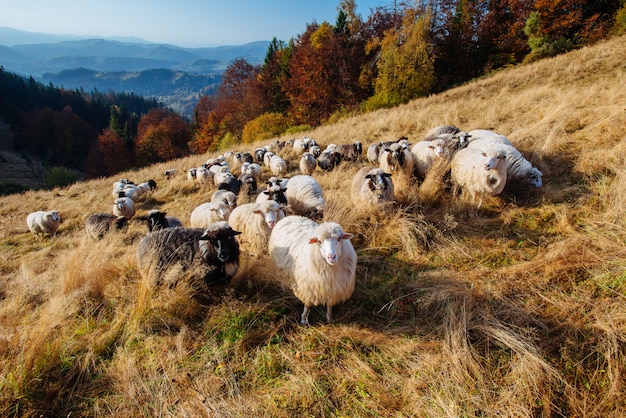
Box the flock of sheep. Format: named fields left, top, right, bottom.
left=25, top=125, right=543, bottom=325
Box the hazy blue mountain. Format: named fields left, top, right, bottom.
left=0, top=27, right=270, bottom=117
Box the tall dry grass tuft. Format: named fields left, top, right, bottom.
left=1, top=35, right=626, bottom=416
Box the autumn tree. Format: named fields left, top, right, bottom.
left=94, top=128, right=134, bottom=175
left=365, top=9, right=435, bottom=110
left=257, top=38, right=293, bottom=114
left=135, top=108, right=191, bottom=165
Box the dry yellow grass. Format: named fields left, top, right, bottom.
left=1, top=35, right=625, bottom=416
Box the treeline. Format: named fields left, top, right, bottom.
left=189, top=0, right=625, bottom=152
left=0, top=67, right=193, bottom=180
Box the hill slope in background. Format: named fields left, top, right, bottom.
left=0, top=35, right=624, bottom=416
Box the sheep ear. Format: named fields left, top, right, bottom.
left=253, top=209, right=262, bottom=214
left=365, top=174, right=373, bottom=179
left=383, top=173, right=393, bottom=178
left=341, top=233, right=354, bottom=241
left=309, top=237, right=319, bottom=244
left=263, top=191, right=270, bottom=196
left=231, top=230, right=242, bottom=236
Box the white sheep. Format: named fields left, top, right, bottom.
left=467, top=138, right=543, bottom=188
left=195, top=166, right=213, bottom=185
left=410, top=138, right=450, bottom=178
left=351, top=166, right=395, bottom=210
left=242, top=162, right=263, bottom=183
left=187, top=168, right=198, bottom=181
left=189, top=201, right=231, bottom=228
left=467, top=129, right=513, bottom=146
left=263, top=151, right=275, bottom=167
left=26, top=210, right=62, bottom=237
left=378, top=142, right=415, bottom=196
left=284, top=175, right=325, bottom=219
left=269, top=155, right=288, bottom=177
left=113, top=196, right=136, bottom=219
left=450, top=147, right=508, bottom=207
left=164, top=168, right=178, bottom=179
left=211, top=189, right=238, bottom=210
left=268, top=215, right=357, bottom=325
left=227, top=200, right=287, bottom=257
left=299, top=152, right=317, bottom=175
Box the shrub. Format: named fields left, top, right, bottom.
left=44, top=166, right=80, bottom=189
left=242, top=113, right=291, bottom=144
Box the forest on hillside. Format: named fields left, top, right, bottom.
left=0, top=0, right=624, bottom=191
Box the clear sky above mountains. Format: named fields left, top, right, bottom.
left=1, top=0, right=387, bottom=47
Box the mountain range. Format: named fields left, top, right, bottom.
left=0, top=27, right=270, bottom=117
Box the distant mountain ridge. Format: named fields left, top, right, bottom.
left=0, top=27, right=270, bottom=117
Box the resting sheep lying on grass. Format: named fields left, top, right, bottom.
left=136, top=222, right=242, bottom=287
left=26, top=210, right=62, bottom=238
left=269, top=215, right=357, bottom=325
left=451, top=147, right=508, bottom=207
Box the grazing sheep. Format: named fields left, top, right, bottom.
left=26, top=210, right=62, bottom=237
left=238, top=172, right=258, bottom=196
left=137, top=209, right=183, bottom=233
left=85, top=213, right=129, bottom=240
left=309, top=144, right=322, bottom=158
left=187, top=168, right=198, bottom=181
left=164, top=169, right=178, bottom=179
left=336, top=141, right=363, bottom=162
left=136, top=222, right=242, bottom=286
left=450, top=147, right=508, bottom=207
left=268, top=215, right=357, bottom=325
left=254, top=147, right=267, bottom=163
left=256, top=183, right=289, bottom=205
left=269, top=155, right=288, bottom=177
left=190, top=201, right=231, bottom=228
left=227, top=200, right=287, bottom=257
left=367, top=143, right=381, bottom=164
left=211, top=189, right=237, bottom=210
left=113, top=195, right=136, bottom=219
left=263, top=151, right=275, bottom=167
left=242, top=162, right=263, bottom=183
left=467, top=138, right=543, bottom=188
left=467, top=129, right=513, bottom=146
left=195, top=166, right=213, bottom=185
left=299, top=152, right=317, bottom=175
left=317, top=149, right=343, bottom=171
left=351, top=166, right=395, bottom=210
left=284, top=175, right=325, bottom=219
left=215, top=172, right=242, bottom=195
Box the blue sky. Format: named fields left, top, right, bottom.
left=1, top=0, right=389, bottom=47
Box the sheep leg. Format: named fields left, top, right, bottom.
left=326, top=305, right=333, bottom=323
left=300, top=306, right=311, bottom=326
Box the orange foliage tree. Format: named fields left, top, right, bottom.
left=94, top=128, right=134, bottom=176
left=135, top=108, right=191, bottom=165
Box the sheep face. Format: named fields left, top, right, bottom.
left=309, top=228, right=354, bottom=266
left=49, top=211, right=61, bottom=224
left=199, top=228, right=241, bottom=263
left=146, top=211, right=168, bottom=232
left=211, top=205, right=230, bottom=221
left=366, top=171, right=392, bottom=201
left=528, top=167, right=543, bottom=187
left=254, top=203, right=286, bottom=229
left=263, top=186, right=288, bottom=205
left=482, top=151, right=506, bottom=170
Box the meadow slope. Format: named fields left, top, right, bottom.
left=0, top=35, right=625, bottom=417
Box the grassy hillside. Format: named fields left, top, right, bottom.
left=1, top=35, right=625, bottom=416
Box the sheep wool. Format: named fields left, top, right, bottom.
left=351, top=166, right=395, bottom=210
left=26, top=210, right=62, bottom=237
left=451, top=147, right=508, bottom=207
left=269, top=215, right=357, bottom=325
left=227, top=200, right=286, bottom=257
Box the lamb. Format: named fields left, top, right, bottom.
left=113, top=195, right=136, bottom=219
left=137, top=209, right=183, bottom=233
left=190, top=201, right=231, bottom=228
left=211, top=189, right=237, bottom=210
left=85, top=213, right=129, bottom=240
left=450, top=147, right=508, bottom=207
left=351, top=166, right=395, bottom=210
left=26, top=210, right=62, bottom=237
left=268, top=215, right=357, bottom=325
left=269, top=155, right=288, bottom=177
left=164, top=169, right=178, bottom=179
left=284, top=175, right=325, bottom=219
left=136, top=222, right=241, bottom=287
left=227, top=200, right=287, bottom=257
left=467, top=138, right=543, bottom=188
left=299, top=152, right=317, bottom=175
